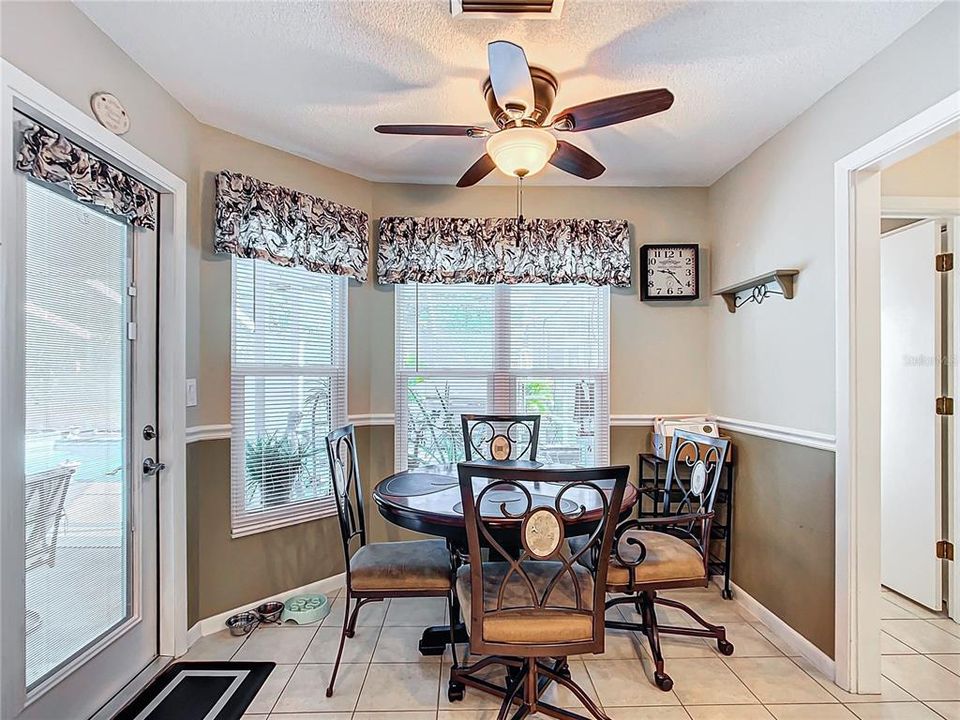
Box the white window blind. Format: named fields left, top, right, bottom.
left=231, top=257, right=347, bottom=537
left=395, top=283, right=610, bottom=470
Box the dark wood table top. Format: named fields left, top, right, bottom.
left=373, top=462, right=638, bottom=542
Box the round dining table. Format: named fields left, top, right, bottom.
left=372, top=460, right=639, bottom=654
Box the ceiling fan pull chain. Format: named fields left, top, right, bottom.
left=515, top=176, right=525, bottom=246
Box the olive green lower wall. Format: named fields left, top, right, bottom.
left=186, top=425, right=838, bottom=663
left=724, top=431, right=837, bottom=658
left=186, top=424, right=654, bottom=624
left=186, top=440, right=345, bottom=626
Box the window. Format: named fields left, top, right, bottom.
left=395, top=283, right=609, bottom=470
left=230, top=257, right=347, bottom=536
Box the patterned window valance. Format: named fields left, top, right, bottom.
left=15, top=121, right=157, bottom=229
left=378, top=216, right=631, bottom=287
left=215, top=170, right=369, bottom=282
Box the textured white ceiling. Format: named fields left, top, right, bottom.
left=77, top=0, right=936, bottom=186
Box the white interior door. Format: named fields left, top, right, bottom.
left=880, top=219, right=943, bottom=611
left=2, top=139, right=160, bottom=719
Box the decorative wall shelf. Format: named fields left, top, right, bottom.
left=714, top=269, right=800, bottom=313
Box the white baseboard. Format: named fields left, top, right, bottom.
left=184, top=572, right=346, bottom=652
left=729, top=579, right=835, bottom=680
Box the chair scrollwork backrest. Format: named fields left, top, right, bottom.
left=460, top=414, right=541, bottom=462
left=325, top=425, right=367, bottom=571
left=659, top=429, right=730, bottom=554
left=457, top=462, right=629, bottom=652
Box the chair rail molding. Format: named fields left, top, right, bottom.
left=185, top=424, right=232, bottom=443
left=347, top=413, right=395, bottom=426
left=714, top=416, right=836, bottom=452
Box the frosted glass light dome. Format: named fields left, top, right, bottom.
left=486, top=126, right=557, bottom=179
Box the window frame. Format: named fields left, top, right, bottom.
left=229, top=256, right=348, bottom=537
left=394, top=282, right=610, bottom=471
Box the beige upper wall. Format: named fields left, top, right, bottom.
left=708, top=1, right=960, bottom=435
left=194, top=123, right=375, bottom=426
left=2, top=1, right=715, bottom=428
left=368, top=184, right=712, bottom=417
left=881, top=132, right=960, bottom=198
left=1, top=0, right=206, bottom=424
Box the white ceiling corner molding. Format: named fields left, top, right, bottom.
left=714, top=416, right=836, bottom=452
left=185, top=424, right=232, bottom=444
left=880, top=196, right=960, bottom=217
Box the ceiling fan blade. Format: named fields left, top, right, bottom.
left=553, top=88, right=674, bottom=132
left=457, top=154, right=497, bottom=188
left=487, top=41, right=536, bottom=118
left=549, top=141, right=605, bottom=180
left=375, top=124, right=486, bottom=137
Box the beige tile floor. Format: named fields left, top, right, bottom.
left=179, top=586, right=960, bottom=720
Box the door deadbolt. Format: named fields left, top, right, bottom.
left=142, top=424, right=158, bottom=440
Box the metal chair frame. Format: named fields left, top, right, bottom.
left=461, top=414, right=541, bottom=462
left=324, top=424, right=456, bottom=697
left=603, top=430, right=733, bottom=691
left=450, top=462, right=629, bottom=720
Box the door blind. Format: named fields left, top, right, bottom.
left=395, top=283, right=610, bottom=470
left=230, top=257, right=347, bottom=537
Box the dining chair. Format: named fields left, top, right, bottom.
left=577, top=429, right=733, bottom=691
left=324, top=424, right=456, bottom=697
left=460, top=414, right=541, bottom=462
left=449, top=461, right=629, bottom=720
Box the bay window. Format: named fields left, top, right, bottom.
left=395, top=282, right=609, bottom=470
left=230, top=257, right=347, bottom=536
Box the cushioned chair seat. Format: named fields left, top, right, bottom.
left=350, top=539, right=451, bottom=592
left=571, top=530, right=706, bottom=587
left=456, top=561, right=594, bottom=644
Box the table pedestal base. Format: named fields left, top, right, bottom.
left=419, top=622, right=469, bottom=655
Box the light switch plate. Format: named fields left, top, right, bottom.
left=185, top=378, right=198, bottom=407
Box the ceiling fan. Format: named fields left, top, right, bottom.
left=375, top=40, right=674, bottom=187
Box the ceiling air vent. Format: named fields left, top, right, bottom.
left=451, top=0, right=564, bottom=20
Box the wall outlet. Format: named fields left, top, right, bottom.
left=186, top=378, right=198, bottom=407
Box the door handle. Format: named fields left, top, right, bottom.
left=142, top=457, right=166, bottom=476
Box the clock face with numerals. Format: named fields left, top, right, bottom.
left=641, top=244, right=699, bottom=301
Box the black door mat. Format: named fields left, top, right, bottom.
left=111, top=661, right=275, bottom=720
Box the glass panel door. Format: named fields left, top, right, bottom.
left=5, top=166, right=159, bottom=720
left=23, top=180, right=135, bottom=686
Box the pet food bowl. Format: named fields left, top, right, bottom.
left=226, top=611, right=259, bottom=636
left=256, top=601, right=284, bottom=624
left=281, top=594, right=330, bottom=625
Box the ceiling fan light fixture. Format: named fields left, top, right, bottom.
left=485, top=126, right=557, bottom=179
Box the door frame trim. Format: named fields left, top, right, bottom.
left=834, top=90, right=960, bottom=693
left=0, top=60, right=188, bottom=717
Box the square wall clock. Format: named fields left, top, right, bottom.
left=640, top=243, right=700, bottom=301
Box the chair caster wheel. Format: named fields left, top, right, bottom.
left=345, top=629, right=355, bottom=639
left=721, top=589, right=733, bottom=600
left=325, top=687, right=334, bottom=698
left=717, top=639, right=735, bottom=656
left=654, top=672, right=673, bottom=691
left=448, top=681, right=465, bottom=701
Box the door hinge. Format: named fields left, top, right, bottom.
left=936, top=397, right=954, bottom=415
left=127, top=322, right=137, bottom=341
left=937, top=540, right=954, bottom=561
left=937, top=253, right=954, bottom=272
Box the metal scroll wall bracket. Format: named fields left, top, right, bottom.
left=713, top=269, right=800, bottom=314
